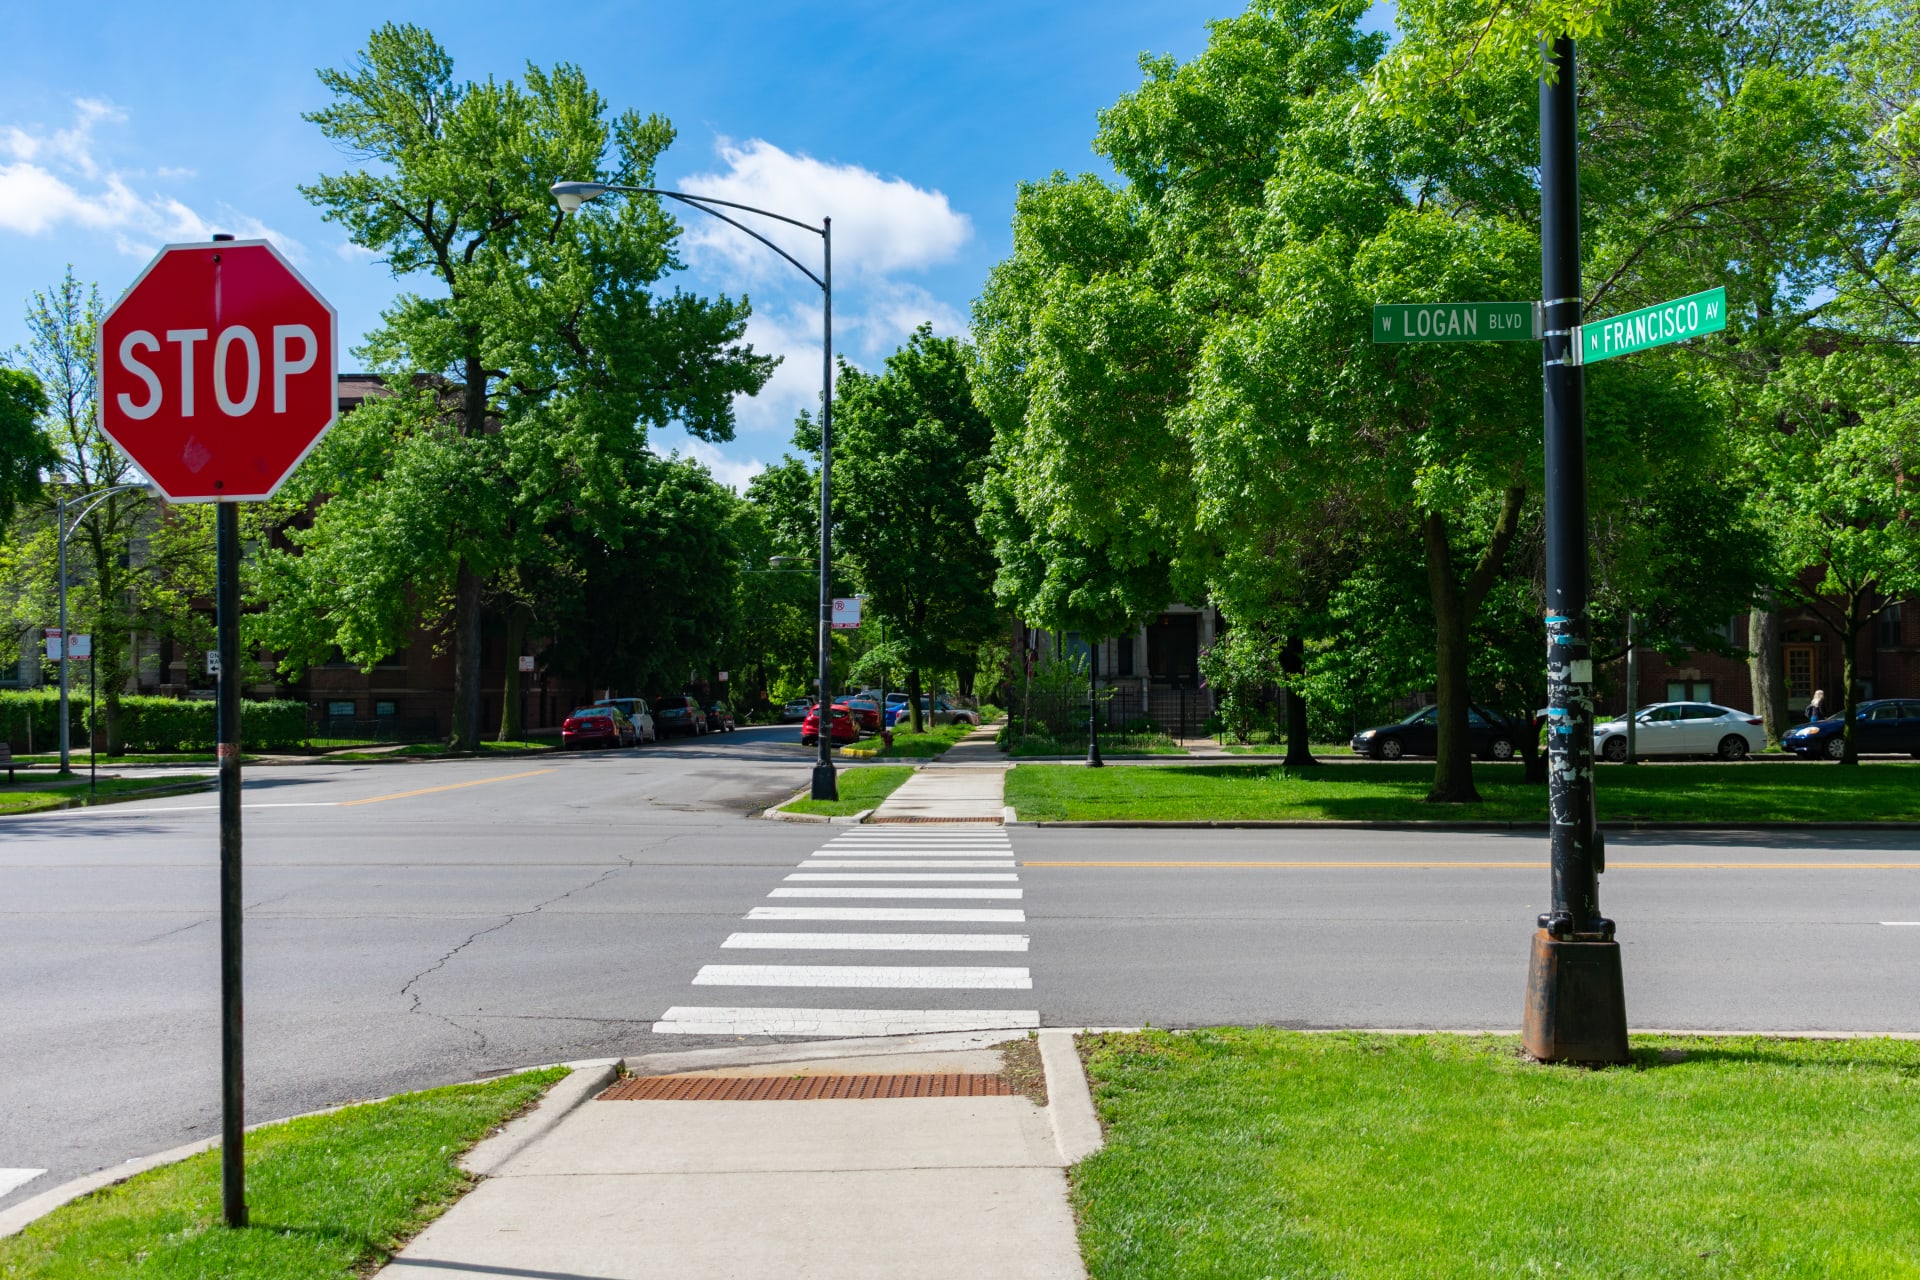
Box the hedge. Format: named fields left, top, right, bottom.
left=0, top=690, right=310, bottom=752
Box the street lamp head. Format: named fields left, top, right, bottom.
left=550, top=180, right=610, bottom=213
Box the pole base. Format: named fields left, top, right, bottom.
left=1521, top=929, right=1629, bottom=1064
left=810, top=762, right=839, bottom=802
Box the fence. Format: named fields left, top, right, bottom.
left=304, top=715, right=441, bottom=747
left=1009, top=685, right=1213, bottom=739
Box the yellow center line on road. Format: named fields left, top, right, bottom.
left=1021, top=860, right=1920, bottom=870
left=338, top=769, right=556, bottom=807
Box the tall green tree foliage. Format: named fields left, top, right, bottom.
left=0, top=369, right=52, bottom=527
left=275, top=24, right=771, bottom=746
left=832, top=326, right=997, bottom=730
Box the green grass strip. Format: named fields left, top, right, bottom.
left=1074, top=1030, right=1920, bottom=1279
left=843, top=723, right=975, bottom=759
left=0, top=1067, right=565, bottom=1280
left=779, top=764, right=917, bottom=817
left=1005, top=760, right=1920, bottom=823
left=0, top=777, right=205, bottom=815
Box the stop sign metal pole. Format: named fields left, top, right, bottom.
left=1524, top=38, right=1629, bottom=1064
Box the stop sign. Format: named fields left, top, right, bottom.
left=99, top=239, right=337, bottom=502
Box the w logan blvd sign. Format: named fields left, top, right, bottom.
left=1374, top=301, right=1540, bottom=343
left=1577, top=287, right=1725, bottom=365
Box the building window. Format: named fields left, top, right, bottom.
left=1666, top=680, right=1712, bottom=703
left=375, top=700, right=397, bottom=717
left=1785, top=645, right=1814, bottom=699
left=1878, top=602, right=1905, bottom=648
left=1114, top=636, right=1135, bottom=677
left=327, top=700, right=356, bottom=718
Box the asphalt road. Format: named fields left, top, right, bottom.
left=3, top=731, right=1917, bottom=1212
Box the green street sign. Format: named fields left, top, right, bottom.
left=1374, top=301, right=1539, bottom=344
left=1577, top=287, right=1726, bottom=364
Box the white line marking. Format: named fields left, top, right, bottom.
left=1884, top=922, right=1920, bottom=926
left=652, top=1007, right=1040, bottom=1036
left=36, top=802, right=340, bottom=816
left=747, top=906, right=1026, bottom=922
left=769, top=887, right=1023, bottom=900
left=721, top=932, right=1029, bottom=951
left=693, top=964, right=1032, bottom=989
left=799, top=860, right=1017, bottom=869
left=785, top=873, right=1020, bottom=882
left=0, top=1168, right=46, bottom=1198
left=809, top=849, right=1013, bottom=856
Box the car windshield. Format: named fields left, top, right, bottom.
left=656, top=698, right=689, bottom=710
left=570, top=708, right=609, bottom=718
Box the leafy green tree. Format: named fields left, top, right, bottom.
left=0, top=369, right=52, bottom=527
left=284, top=23, right=773, bottom=747
left=831, top=327, right=998, bottom=732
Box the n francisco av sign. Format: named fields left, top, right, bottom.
left=1577, top=287, right=1726, bottom=365
left=1374, top=301, right=1540, bottom=344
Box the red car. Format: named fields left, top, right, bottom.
left=562, top=705, right=635, bottom=749
left=800, top=703, right=859, bottom=747
left=841, top=697, right=884, bottom=732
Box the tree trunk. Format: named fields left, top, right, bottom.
left=450, top=562, right=483, bottom=750
left=1280, top=633, right=1316, bottom=767
left=1748, top=606, right=1788, bottom=746
left=1839, top=592, right=1865, bottom=766
left=497, top=606, right=529, bottom=743
left=907, top=668, right=925, bottom=734
left=1423, top=513, right=1481, bottom=804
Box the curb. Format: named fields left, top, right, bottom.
left=1027, top=819, right=1920, bottom=831
left=1037, top=1030, right=1103, bottom=1165
left=0, top=777, right=215, bottom=817
left=460, top=1058, right=620, bottom=1176
left=0, top=1056, right=615, bottom=1239
left=763, top=801, right=876, bottom=824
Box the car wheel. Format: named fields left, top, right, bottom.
left=1824, top=736, right=1846, bottom=760
left=1489, top=738, right=1515, bottom=761
left=1717, top=734, right=1749, bottom=761
left=1378, top=736, right=1404, bottom=760
left=1601, top=736, right=1628, bottom=763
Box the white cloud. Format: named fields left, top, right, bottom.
left=678, top=138, right=970, bottom=282
left=666, top=434, right=767, bottom=494
left=0, top=98, right=302, bottom=260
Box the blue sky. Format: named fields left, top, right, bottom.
left=3, top=1, right=1388, bottom=489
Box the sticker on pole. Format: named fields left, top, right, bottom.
left=98, top=240, right=338, bottom=503
left=1577, top=288, right=1726, bottom=365
left=831, top=597, right=862, bottom=630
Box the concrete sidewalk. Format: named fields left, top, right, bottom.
left=870, top=725, right=1009, bottom=822
left=375, top=1032, right=1095, bottom=1279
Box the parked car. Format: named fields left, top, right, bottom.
left=593, top=697, right=656, bottom=743
left=779, top=699, right=813, bottom=724
left=1594, top=702, right=1766, bottom=761
left=652, top=695, right=708, bottom=738
left=895, top=697, right=982, bottom=727
left=1782, top=699, right=1920, bottom=759
left=562, top=705, right=636, bottom=749
left=842, top=697, right=884, bottom=733
left=1351, top=704, right=1521, bottom=760
left=704, top=702, right=737, bottom=733
left=800, top=703, right=859, bottom=747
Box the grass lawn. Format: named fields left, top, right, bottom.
left=1005, top=759, right=1920, bottom=823
left=842, top=723, right=975, bottom=759
left=1073, top=1029, right=1920, bottom=1279
left=778, top=764, right=916, bottom=817
left=0, top=776, right=208, bottom=815
left=1222, top=740, right=1356, bottom=756
left=0, top=1067, right=565, bottom=1279
left=10, top=751, right=223, bottom=766
left=1006, top=731, right=1188, bottom=758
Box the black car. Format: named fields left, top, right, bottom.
left=704, top=702, right=736, bottom=733
left=1352, top=704, right=1522, bottom=760
left=1782, top=699, right=1920, bottom=758
left=652, top=695, right=708, bottom=738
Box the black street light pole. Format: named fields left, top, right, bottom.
left=1524, top=37, right=1628, bottom=1064
left=551, top=180, right=837, bottom=800
left=1086, top=638, right=1103, bottom=767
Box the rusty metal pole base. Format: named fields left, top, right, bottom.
left=1522, top=929, right=1629, bottom=1064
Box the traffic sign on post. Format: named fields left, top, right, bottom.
left=1374, top=301, right=1540, bottom=343
left=98, top=240, right=337, bottom=502
left=1576, top=287, right=1725, bottom=365
left=831, top=597, right=862, bottom=630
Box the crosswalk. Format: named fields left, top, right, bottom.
left=653, top=825, right=1039, bottom=1036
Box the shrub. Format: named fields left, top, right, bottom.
left=1, top=690, right=309, bottom=752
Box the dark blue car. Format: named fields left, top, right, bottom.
left=1782, top=699, right=1920, bottom=758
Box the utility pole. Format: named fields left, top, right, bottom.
left=1523, top=36, right=1629, bottom=1064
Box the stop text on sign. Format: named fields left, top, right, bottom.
left=114, top=324, right=319, bottom=420
left=1373, top=301, right=1540, bottom=344
left=1576, top=287, right=1726, bottom=365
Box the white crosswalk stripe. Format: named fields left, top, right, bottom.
left=653, top=824, right=1036, bottom=1037
left=720, top=932, right=1029, bottom=951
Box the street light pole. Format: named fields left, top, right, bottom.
left=1524, top=36, right=1628, bottom=1065
left=54, top=483, right=149, bottom=774
left=550, top=179, right=837, bottom=799
left=1087, top=637, right=1103, bottom=767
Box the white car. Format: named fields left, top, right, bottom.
left=1594, top=702, right=1766, bottom=761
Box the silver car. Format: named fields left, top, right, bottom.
left=1594, top=702, right=1765, bottom=761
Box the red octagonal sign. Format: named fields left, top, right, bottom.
left=99, top=240, right=337, bottom=502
